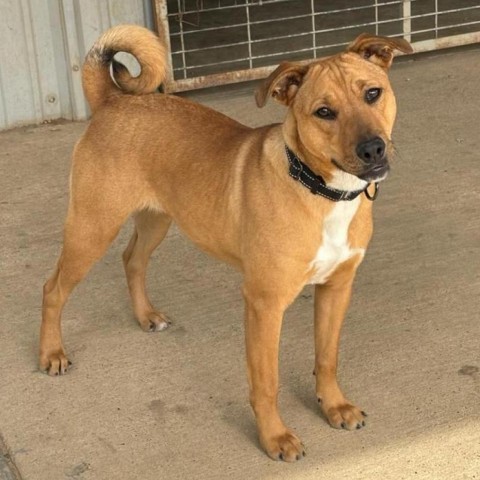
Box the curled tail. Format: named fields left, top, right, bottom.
left=82, top=25, right=166, bottom=114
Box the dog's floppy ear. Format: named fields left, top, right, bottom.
left=255, top=62, right=308, bottom=108
left=347, top=33, right=413, bottom=70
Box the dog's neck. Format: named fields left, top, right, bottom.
left=285, top=146, right=368, bottom=202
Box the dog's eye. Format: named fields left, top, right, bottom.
left=365, top=88, right=382, bottom=104
left=315, top=107, right=336, bottom=120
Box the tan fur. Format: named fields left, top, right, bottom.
left=40, top=25, right=411, bottom=461
left=82, top=25, right=166, bottom=112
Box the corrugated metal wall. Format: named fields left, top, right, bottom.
left=0, top=0, right=150, bottom=130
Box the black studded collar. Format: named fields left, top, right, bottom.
left=285, top=146, right=379, bottom=202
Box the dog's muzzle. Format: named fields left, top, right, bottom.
left=356, top=136, right=390, bottom=182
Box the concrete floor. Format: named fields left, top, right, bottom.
left=1, top=48, right=480, bottom=480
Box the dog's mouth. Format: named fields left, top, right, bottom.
left=358, top=161, right=390, bottom=182
left=332, top=158, right=390, bottom=183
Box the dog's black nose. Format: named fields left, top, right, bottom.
left=356, top=137, right=386, bottom=164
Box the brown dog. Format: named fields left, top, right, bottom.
left=40, top=25, right=412, bottom=461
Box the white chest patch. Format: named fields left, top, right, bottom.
left=308, top=197, right=365, bottom=285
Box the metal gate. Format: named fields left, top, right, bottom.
left=153, top=0, right=480, bottom=92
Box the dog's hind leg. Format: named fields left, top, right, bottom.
left=40, top=199, right=130, bottom=376
left=122, top=209, right=172, bottom=332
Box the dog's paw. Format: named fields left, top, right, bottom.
left=138, top=311, right=170, bottom=332
left=262, top=429, right=306, bottom=462
left=320, top=401, right=367, bottom=431
left=39, top=349, right=72, bottom=376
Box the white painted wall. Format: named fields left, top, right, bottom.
left=0, top=0, right=151, bottom=130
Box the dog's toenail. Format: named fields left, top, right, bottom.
left=279, top=453, right=284, bottom=461
left=296, top=454, right=300, bottom=461
left=312, top=369, right=316, bottom=376
left=361, top=411, right=367, bottom=417
left=317, top=397, right=322, bottom=404
left=341, top=422, right=346, bottom=429
left=68, top=360, right=72, bottom=366
left=302, top=450, right=306, bottom=457
left=362, top=421, right=365, bottom=426
left=356, top=423, right=361, bottom=429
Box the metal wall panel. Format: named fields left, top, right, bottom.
left=0, top=0, right=149, bottom=130
left=0, top=0, right=62, bottom=129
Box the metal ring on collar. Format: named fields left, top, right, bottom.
left=364, top=182, right=379, bottom=201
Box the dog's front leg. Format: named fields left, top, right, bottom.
left=243, top=288, right=305, bottom=461
left=314, top=257, right=367, bottom=431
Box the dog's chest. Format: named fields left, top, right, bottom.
left=308, top=199, right=364, bottom=285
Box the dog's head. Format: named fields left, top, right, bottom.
left=256, top=34, right=413, bottom=186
